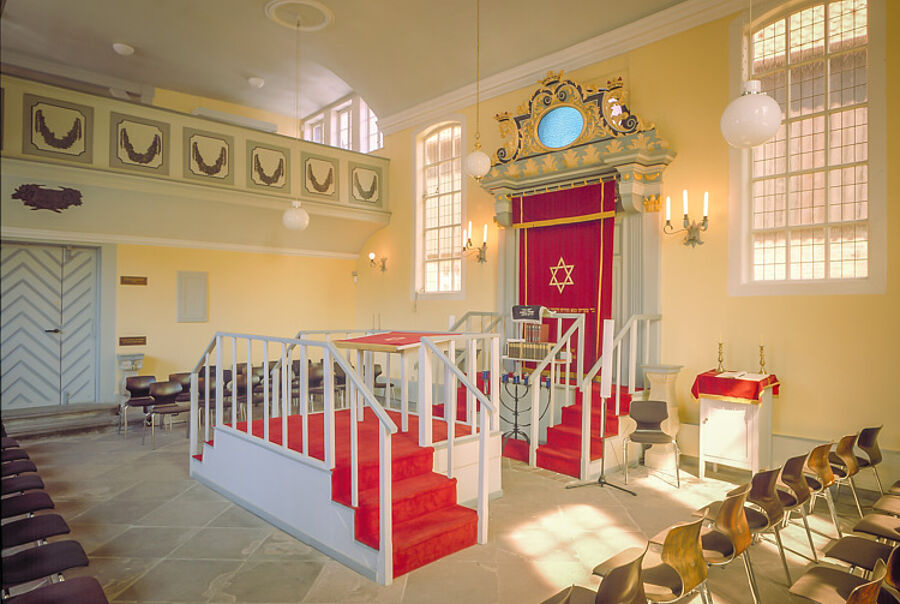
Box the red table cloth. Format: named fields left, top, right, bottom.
left=690, top=370, right=780, bottom=405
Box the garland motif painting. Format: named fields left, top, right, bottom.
left=247, top=142, right=290, bottom=190
left=183, top=128, right=234, bottom=184
left=302, top=154, right=338, bottom=199
left=110, top=113, right=169, bottom=173
left=23, top=95, right=93, bottom=163
left=349, top=164, right=381, bottom=205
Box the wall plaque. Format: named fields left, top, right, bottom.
left=119, top=336, right=147, bottom=346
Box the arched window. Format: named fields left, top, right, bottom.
left=729, top=0, right=885, bottom=294
left=417, top=123, right=462, bottom=294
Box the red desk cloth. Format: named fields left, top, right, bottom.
left=690, top=370, right=780, bottom=405
left=335, top=331, right=451, bottom=351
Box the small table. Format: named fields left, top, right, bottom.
left=691, top=370, right=780, bottom=478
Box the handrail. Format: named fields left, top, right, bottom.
left=421, top=338, right=496, bottom=415
left=449, top=311, right=502, bottom=333
left=191, top=335, right=218, bottom=374
left=584, top=314, right=661, bottom=383
left=327, top=341, right=398, bottom=434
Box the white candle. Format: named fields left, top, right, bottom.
left=703, top=192, right=709, bottom=218
left=368, top=252, right=375, bottom=261
left=468, top=221, right=473, bottom=241
left=682, top=189, right=688, bottom=216
left=665, top=196, right=671, bottom=222
left=462, top=230, right=467, bottom=247
left=482, top=223, right=487, bottom=244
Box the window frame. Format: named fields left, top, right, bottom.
left=412, top=118, right=468, bottom=300
left=727, top=0, right=886, bottom=296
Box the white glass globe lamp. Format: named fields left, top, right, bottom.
left=464, top=147, right=491, bottom=180
left=282, top=200, right=310, bottom=230
left=720, top=80, right=782, bottom=148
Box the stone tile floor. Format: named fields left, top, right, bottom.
left=6, top=427, right=886, bottom=603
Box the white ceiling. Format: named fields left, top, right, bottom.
left=0, top=0, right=694, bottom=123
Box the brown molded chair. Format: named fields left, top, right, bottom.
left=855, top=426, right=886, bottom=496
left=7, top=576, right=109, bottom=604
left=121, top=375, right=156, bottom=437
left=1, top=448, right=30, bottom=463
left=623, top=400, right=680, bottom=488
left=747, top=466, right=793, bottom=585
left=142, top=380, right=186, bottom=448
left=543, top=544, right=649, bottom=604
left=1, top=540, right=90, bottom=594
left=826, top=536, right=894, bottom=577
left=779, top=451, right=820, bottom=562
left=639, top=516, right=710, bottom=603
left=854, top=514, right=900, bottom=544
left=807, top=441, right=844, bottom=538
left=790, top=549, right=892, bottom=604
left=699, top=483, right=761, bottom=603
left=873, top=495, right=900, bottom=517
left=831, top=433, right=865, bottom=518
left=1, top=514, right=70, bottom=549
left=890, top=481, right=900, bottom=496
left=168, top=372, right=192, bottom=403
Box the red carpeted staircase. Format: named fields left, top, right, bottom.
left=212, top=410, right=476, bottom=578
left=503, top=383, right=634, bottom=479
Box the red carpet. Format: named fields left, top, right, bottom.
left=207, top=408, right=476, bottom=577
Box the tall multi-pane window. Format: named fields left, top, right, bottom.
left=337, top=106, right=352, bottom=150
left=421, top=124, right=462, bottom=293
left=309, top=120, right=324, bottom=144
left=364, top=108, right=383, bottom=153
left=749, top=0, right=868, bottom=282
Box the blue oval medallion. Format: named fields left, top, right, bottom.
left=537, top=106, right=584, bottom=149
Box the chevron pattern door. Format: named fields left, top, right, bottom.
left=0, top=243, right=98, bottom=409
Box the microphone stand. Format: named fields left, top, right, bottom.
left=565, top=394, right=636, bottom=496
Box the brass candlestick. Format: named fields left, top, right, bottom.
left=758, top=345, right=767, bottom=375
left=716, top=342, right=725, bottom=372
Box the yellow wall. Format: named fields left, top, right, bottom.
left=116, top=245, right=357, bottom=379
left=359, top=11, right=898, bottom=449
left=153, top=87, right=299, bottom=137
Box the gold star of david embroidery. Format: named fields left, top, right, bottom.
left=548, top=257, right=574, bottom=293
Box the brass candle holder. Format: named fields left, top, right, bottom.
left=716, top=342, right=725, bottom=372
left=758, top=345, right=767, bottom=375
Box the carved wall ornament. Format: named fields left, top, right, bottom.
left=23, top=95, right=93, bottom=163
left=109, top=113, right=169, bottom=173
left=301, top=153, right=339, bottom=199
left=349, top=163, right=382, bottom=205
left=183, top=128, right=234, bottom=184
left=643, top=195, right=661, bottom=212
left=12, top=184, right=83, bottom=213
left=247, top=142, right=290, bottom=190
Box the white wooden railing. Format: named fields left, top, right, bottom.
left=189, top=331, right=398, bottom=583
left=576, top=314, right=661, bottom=479
left=419, top=333, right=500, bottom=543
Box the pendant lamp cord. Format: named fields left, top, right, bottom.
left=474, top=0, right=481, bottom=149
left=296, top=18, right=302, bottom=139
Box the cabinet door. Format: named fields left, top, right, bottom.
left=703, top=401, right=752, bottom=464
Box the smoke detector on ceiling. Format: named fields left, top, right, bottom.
left=112, top=42, right=135, bottom=56
left=264, top=0, right=334, bottom=31
left=248, top=76, right=265, bottom=89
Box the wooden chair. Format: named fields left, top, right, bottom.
left=826, top=537, right=894, bottom=578
left=623, top=400, right=680, bottom=488
left=142, top=380, right=186, bottom=448
left=853, top=514, right=900, bottom=545
left=168, top=371, right=192, bottom=403
left=807, top=441, right=844, bottom=538
left=831, top=433, right=865, bottom=518
left=542, top=544, right=648, bottom=604
left=779, top=451, right=820, bottom=562
left=622, top=516, right=711, bottom=603
left=698, top=483, right=761, bottom=603
left=747, top=466, right=794, bottom=585
left=790, top=548, right=892, bottom=604
left=855, top=426, right=885, bottom=496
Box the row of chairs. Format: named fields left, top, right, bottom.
left=1, top=423, right=108, bottom=603
left=543, top=426, right=898, bottom=603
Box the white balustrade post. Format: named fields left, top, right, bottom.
left=529, top=372, right=540, bottom=466
left=401, top=351, right=409, bottom=432
left=231, top=338, right=237, bottom=426
left=323, top=348, right=336, bottom=469
left=444, top=340, right=456, bottom=478
left=215, top=336, right=223, bottom=428
left=384, top=352, right=392, bottom=407
left=190, top=371, right=199, bottom=456
left=615, top=346, right=622, bottom=415
left=300, top=344, right=309, bottom=456
left=576, top=316, right=585, bottom=385
left=350, top=363, right=359, bottom=507
left=629, top=324, right=638, bottom=394
left=467, top=339, right=477, bottom=427
left=477, top=401, right=489, bottom=544
left=418, top=344, right=433, bottom=447
left=490, top=336, right=500, bottom=432
left=580, top=384, right=592, bottom=480
left=281, top=343, right=289, bottom=450
left=263, top=341, right=270, bottom=443
left=245, top=340, right=252, bottom=430
left=355, top=350, right=364, bottom=421
left=377, top=425, right=393, bottom=584
left=203, top=355, right=210, bottom=442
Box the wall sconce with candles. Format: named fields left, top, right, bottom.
left=368, top=252, right=387, bottom=272
left=664, top=190, right=709, bottom=247
left=462, top=220, right=488, bottom=263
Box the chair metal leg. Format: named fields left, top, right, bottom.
left=623, top=438, right=629, bottom=484
left=673, top=441, right=680, bottom=488
left=824, top=487, right=842, bottom=538
left=705, top=581, right=715, bottom=603
left=123, top=406, right=128, bottom=438
left=773, top=526, right=792, bottom=585
left=848, top=476, right=863, bottom=518
left=872, top=467, right=884, bottom=495
left=151, top=413, right=156, bottom=449
left=799, top=506, right=818, bottom=562
left=742, top=551, right=761, bottom=604
left=698, top=583, right=710, bottom=604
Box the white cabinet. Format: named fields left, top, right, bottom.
left=698, top=388, right=773, bottom=478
